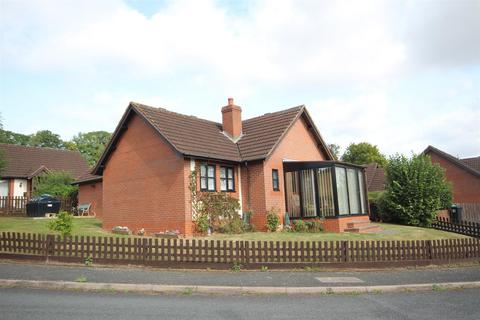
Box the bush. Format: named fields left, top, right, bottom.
left=195, top=214, right=210, bottom=234
left=33, top=171, right=78, bottom=198
left=266, top=208, right=280, bottom=232
left=368, top=191, right=384, bottom=222
left=306, top=220, right=323, bottom=232
left=199, top=192, right=240, bottom=227
left=379, top=154, right=452, bottom=227
left=218, top=216, right=245, bottom=234
left=293, top=220, right=307, bottom=232
left=48, top=211, right=73, bottom=237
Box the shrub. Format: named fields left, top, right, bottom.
left=33, top=171, right=78, bottom=198
left=379, top=154, right=452, bottom=227
left=266, top=208, right=280, bottom=232
left=306, top=220, right=323, bottom=232
left=48, top=211, right=73, bottom=237
left=195, top=213, right=210, bottom=234
left=199, top=192, right=240, bottom=227
left=218, top=216, right=245, bottom=234
left=293, top=220, right=307, bottom=232
left=368, top=191, right=384, bottom=222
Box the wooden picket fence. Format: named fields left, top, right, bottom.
left=0, top=196, right=28, bottom=216
left=1, top=232, right=479, bottom=269
left=459, top=203, right=480, bottom=223
left=432, top=217, right=480, bottom=238
left=0, top=196, right=74, bottom=216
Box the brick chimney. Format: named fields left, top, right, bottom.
left=221, top=98, right=242, bottom=139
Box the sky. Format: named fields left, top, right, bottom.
left=1, top=0, right=479, bottom=158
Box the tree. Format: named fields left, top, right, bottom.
left=72, top=131, right=111, bottom=166
left=342, top=142, right=387, bottom=166
left=29, top=130, right=64, bottom=148
left=328, top=143, right=341, bottom=159
left=33, top=171, right=78, bottom=198
left=379, top=154, right=452, bottom=227
left=0, top=129, right=30, bottom=145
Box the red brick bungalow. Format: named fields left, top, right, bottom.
left=79, top=99, right=371, bottom=235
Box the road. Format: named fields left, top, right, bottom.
left=1, top=287, right=480, bottom=320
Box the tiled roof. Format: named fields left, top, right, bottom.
left=133, top=103, right=242, bottom=162
left=238, top=106, right=304, bottom=161
left=93, top=102, right=333, bottom=175
left=461, top=156, right=480, bottom=173
left=0, top=143, right=90, bottom=179
left=423, top=145, right=480, bottom=178
left=73, top=172, right=102, bottom=184
left=365, top=163, right=386, bottom=192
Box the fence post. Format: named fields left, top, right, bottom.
left=142, top=238, right=149, bottom=263
left=244, top=241, right=250, bottom=265
left=45, top=234, right=55, bottom=261
left=426, top=240, right=433, bottom=260
left=342, top=240, right=349, bottom=262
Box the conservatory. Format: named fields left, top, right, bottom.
left=283, top=161, right=369, bottom=219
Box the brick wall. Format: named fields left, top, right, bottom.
left=323, top=215, right=369, bottom=233
left=102, top=113, right=188, bottom=235
left=254, top=116, right=328, bottom=230
left=78, top=181, right=103, bottom=218
left=428, top=152, right=480, bottom=203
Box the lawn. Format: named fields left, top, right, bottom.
left=0, top=217, right=469, bottom=241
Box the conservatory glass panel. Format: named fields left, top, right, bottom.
left=300, top=170, right=317, bottom=217
left=335, top=167, right=349, bottom=215
left=285, top=171, right=301, bottom=218
left=316, top=167, right=335, bottom=217
left=347, top=168, right=361, bottom=214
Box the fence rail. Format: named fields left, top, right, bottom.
left=432, top=217, right=480, bottom=238
left=1, top=232, right=479, bottom=269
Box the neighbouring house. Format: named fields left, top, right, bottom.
left=365, top=163, right=386, bottom=193
left=83, top=98, right=373, bottom=235
left=423, top=146, right=480, bottom=222
left=73, top=172, right=103, bottom=217
left=423, top=146, right=480, bottom=203
left=0, top=143, right=90, bottom=198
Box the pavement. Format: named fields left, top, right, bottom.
left=2, top=287, right=480, bottom=320
left=1, top=260, right=480, bottom=295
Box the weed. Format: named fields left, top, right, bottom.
left=84, top=255, right=93, bottom=266
left=75, top=276, right=87, bottom=283
left=231, top=262, right=242, bottom=272
left=260, top=265, right=269, bottom=272
left=432, top=284, right=445, bottom=291
left=371, top=289, right=383, bottom=295
left=182, top=287, right=194, bottom=295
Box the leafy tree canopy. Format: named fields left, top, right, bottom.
left=342, top=142, right=387, bottom=166
left=328, top=143, right=341, bottom=159
left=29, top=130, right=64, bottom=149
left=0, top=129, right=30, bottom=145
left=33, top=171, right=78, bottom=198
left=72, top=131, right=111, bottom=166
left=379, top=154, right=452, bottom=227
